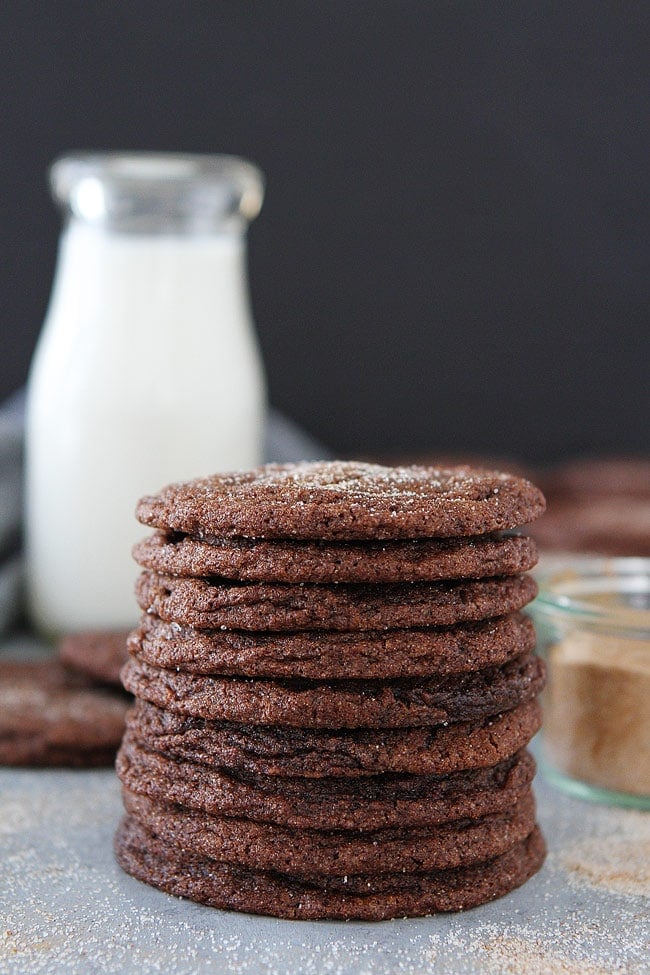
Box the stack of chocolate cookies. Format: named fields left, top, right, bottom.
left=115, top=461, right=547, bottom=920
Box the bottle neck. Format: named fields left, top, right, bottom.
left=47, top=220, right=252, bottom=337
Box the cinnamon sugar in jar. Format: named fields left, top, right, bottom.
left=530, top=557, right=650, bottom=809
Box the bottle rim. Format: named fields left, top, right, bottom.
left=49, top=152, right=265, bottom=231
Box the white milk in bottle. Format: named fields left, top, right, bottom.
left=25, top=153, right=266, bottom=633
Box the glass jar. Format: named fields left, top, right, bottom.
left=25, top=153, right=266, bottom=635
left=530, top=556, right=650, bottom=809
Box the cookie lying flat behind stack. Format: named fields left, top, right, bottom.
left=59, top=630, right=130, bottom=687
left=531, top=456, right=650, bottom=557
left=0, top=629, right=131, bottom=768
left=0, top=659, right=128, bottom=767
left=116, top=461, right=546, bottom=920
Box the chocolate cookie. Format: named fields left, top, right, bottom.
left=135, top=462, right=546, bottom=541
left=0, top=659, right=129, bottom=767
left=114, top=816, right=546, bottom=919
left=530, top=497, right=650, bottom=557
left=122, top=787, right=536, bottom=877
left=121, top=652, right=545, bottom=729
left=116, top=738, right=535, bottom=830
left=59, top=630, right=130, bottom=687
left=541, top=456, right=650, bottom=501
left=128, top=612, right=536, bottom=679
left=132, top=531, right=539, bottom=583
left=135, top=570, right=538, bottom=632
left=125, top=698, right=542, bottom=778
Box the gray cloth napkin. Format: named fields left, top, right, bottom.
left=0, top=392, right=330, bottom=638
left=0, top=392, right=25, bottom=635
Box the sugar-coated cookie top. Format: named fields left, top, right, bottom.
left=136, top=461, right=546, bottom=540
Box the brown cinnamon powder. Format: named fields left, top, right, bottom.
left=544, top=630, right=650, bottom=796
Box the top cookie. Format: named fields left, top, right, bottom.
left=136, top=462, right=546, bottom=541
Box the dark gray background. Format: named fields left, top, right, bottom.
left=1, top=2, right=648, bottom=462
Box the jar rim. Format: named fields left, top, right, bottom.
left=532, top=555, right=650, bottom=631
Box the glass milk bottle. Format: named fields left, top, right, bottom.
left=25, top=153, right=266, bottom=634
